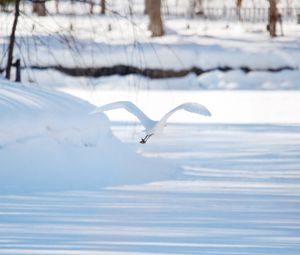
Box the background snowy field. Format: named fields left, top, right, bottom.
left=1, top=0, right=300, bottom=254
left=1, top=1, right=300, bottom=90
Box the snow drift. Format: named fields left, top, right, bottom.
left=0, top=78, right=176, bottom=194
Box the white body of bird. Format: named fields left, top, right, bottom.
left=91, top=101, right=211, bottom=143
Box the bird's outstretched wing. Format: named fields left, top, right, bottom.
left=90, top=101, right=154, bottom=128
left=156, top=102, right=211, bottom=131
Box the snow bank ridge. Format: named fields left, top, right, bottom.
left=0, top=78, right=176, bottom=194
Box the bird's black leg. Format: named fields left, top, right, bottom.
left=145, top=134, right=153, bottom=142
left=140, top=134, right=154, bottom=144
left=140, top=135, right=149, bottom=144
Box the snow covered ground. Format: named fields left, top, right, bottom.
left=4, top=21, right=300, bottom=70
left=0, top=79, right=176, bottom=194
left=0, top=123, right=300, bottom=255
left=1, top=78, right=300, bottom=255
left=1, top=1, right=300, bottom=254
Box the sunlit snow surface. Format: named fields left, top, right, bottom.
left=1, top=123, right=300, bottom=255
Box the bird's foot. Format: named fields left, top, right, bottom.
left=139, top=138, right=146, bottom=144
left=139, top=134, right=153, bottom=144
left=140, top=135, right=149, bottom=144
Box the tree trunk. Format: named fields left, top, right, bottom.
left=6, top=0, right=20, bottom=80
left=146, top=0, right=164, bottom=37
left=195, top=0, right=204, bottom=16
left=188, top=0, right=196, bottom=18
left=236, top=0, right=242, bottom=20
left=144, top=0, right=148, bottom=14
left=90, top=1, right=94, bottom=14
left=286, top=0, right=292, bottom=16
left=269, top=0, right=277, bottom=37
left=190, top=0, right=204, bottom=17
left=32, top=1, right=46, bottom=16
left=100, top=0, right=105, bottom=15
left=55, top=0, right=59, bottom=14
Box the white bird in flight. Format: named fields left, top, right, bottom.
left=91, top=101, right=211, bottom=144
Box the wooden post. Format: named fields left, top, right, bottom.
left=13, top=59, right=21, bottom=82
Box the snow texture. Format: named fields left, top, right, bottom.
left=0, top=123, right=300, bottom=255
left=1, top=2, right=300, bottom=254
left=0, top=78, right=177, bottom=193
